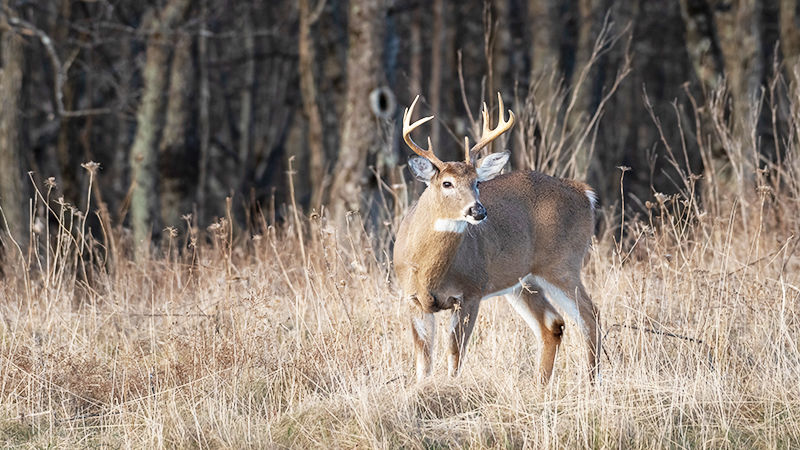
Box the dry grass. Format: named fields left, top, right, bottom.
left=3, top=83, right=800, bottom=449
left=2, top=173, right=799, bottom=449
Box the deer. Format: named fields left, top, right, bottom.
left=393, top=93, right=601, bottom=384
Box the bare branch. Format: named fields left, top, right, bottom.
left=308, top=0, right=327, bottom=25
left=5, top=14, right=112, bottom=119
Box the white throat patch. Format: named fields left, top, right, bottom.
left=433, top=218, right=467, bottom=233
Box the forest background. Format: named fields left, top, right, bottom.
left=1, top=0, right=795, bottom=242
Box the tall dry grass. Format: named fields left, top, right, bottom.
left=2, top=70, right=800, bottom=449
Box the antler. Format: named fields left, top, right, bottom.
left=403, top=95, right=445, bottom=170
left=466, top=92, right=515, bottom=163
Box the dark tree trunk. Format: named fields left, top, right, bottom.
left=569, top=0, right=601, bottom=177
left=54, top=0, right=80, bottom=205
left=238, top=6, right=255, bottom=197
left=298, top=0, right=326, bottom=208
left=0, top=12, right=25, bottom=248
left=196, top=0, right=211, bottom=223
left=158, top=31, right=194, bottom=229
left=329, top=0, right=387, bottom=222
left=128, top=0, right=191, bottom=254
left=780, top=0, right=800, bottom=84
left=678, top=0, right=725, bottom=90
left=429, top=0, right=444, bottom=149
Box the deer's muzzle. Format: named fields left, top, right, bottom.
left=468, top=202, right=487, bottom=221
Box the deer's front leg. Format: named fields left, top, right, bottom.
left=410, top=300, right=436, bottom=382
left=447, top=298, right=480, bottom=377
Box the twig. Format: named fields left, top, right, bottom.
left=603, top=322, right=704, bottom=344
left=127, top=313, right=210, bottom=317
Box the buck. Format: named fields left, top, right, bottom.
left=393, top=94, right=600, bottom=383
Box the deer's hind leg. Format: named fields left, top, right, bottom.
left=506, top=286, right=565, bottom=384
left=534, top=274, right=601, bottom=382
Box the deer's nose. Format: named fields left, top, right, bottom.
left=468, top=203, right=486, bottom=221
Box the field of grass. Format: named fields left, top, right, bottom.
left=2, top=168, right=799, bottom=449
left=3, top=91, right=800, bottom=448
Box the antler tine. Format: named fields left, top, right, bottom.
left=467, top=92, right=515, bottom=163
left=403, top=95, right=445, bottom=170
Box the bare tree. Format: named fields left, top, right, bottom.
left=159, top=31, right=194, bottom=229
left=568, top=0, right=601, bottom=177
left=528, top=0, right=559, bottom=79
left=678, top=0, right=724, bottom=90
left=128, top=0, right=191, bottom=253
left=713, top=0, right=763, bottom=131
left=329, top=0, right=387, bottom=221
left=429, top=0, right=444, bottom=149
left=54, top=0, right=79, bottom=204
left=196, top=0, right=210, bottom=223
left=238, top=5, right=256, bottom=195
left=298, top=0, right=326, bottom=208
left=409, top=7, right=422, bottom=99
left=0, top=4, right=25, bottom=247
left=780, top=0, right=800, bottom=84
left=678, top=0, right=763, bottom=205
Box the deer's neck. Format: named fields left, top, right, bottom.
left=407, top=194, right=467, bottom=288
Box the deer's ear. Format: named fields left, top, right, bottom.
left=408, top=157, right=438, bottom=184
left=476, top=151, right=509, bottom=182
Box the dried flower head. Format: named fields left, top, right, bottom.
left=163, top=227, right=178, bottom=238
left=81, top=161, right=101, bottom=174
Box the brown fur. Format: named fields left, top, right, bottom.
left=394, top=163, right=600, bottom=383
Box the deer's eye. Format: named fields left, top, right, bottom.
left=442, top=181, right=453, bottom=188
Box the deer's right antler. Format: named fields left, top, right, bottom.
left=403, top=96, right=445, bottom=170
left=467, top=92, right=515, bottom=163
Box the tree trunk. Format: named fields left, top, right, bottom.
left=238, top=6, right=255, bottom=196
left=712, top=0, right=764, bottom=207
left=523, top=0, right=561, bottom=170
left=298, top=0, right=326, bottom=208
left=429, top=0, right=444, bottom=150
left=158, top=31, right=193, bottom=229
left=196, top=0, right=211, bottom=224
left=779, top=0, right=800, bottom=84
left=678, top=0, right=725, bottom=90
left=569, top=0, right=599, bottom=177
left=329, top=0, right=386, bottom=222
left=0, top=15, right=25, bottom=248
left=678, top=0, right=727, bottom=211
left=491, top=0, right=514, bottom=155
left=129, top=0, right=191, bottom=253
left=112, top=31, right=133, bottom=217
left=55, top=0, right=80, bottom=205
left=713, top=0, right=763, bottom=131
left=528, top=0, right=559, bottom=79
left=409, top=7, right=422, bottom=99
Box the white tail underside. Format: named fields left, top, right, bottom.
left=585, top=190, right=598, bottom=210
